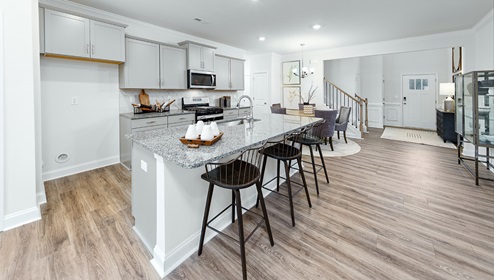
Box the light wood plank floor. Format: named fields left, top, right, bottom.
left=1, top=128, right=493, bottom=279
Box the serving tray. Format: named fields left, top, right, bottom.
left=179, top=132, right=224, bottom=146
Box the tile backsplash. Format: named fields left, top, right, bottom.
left=119, top=89, right=245, bottom=113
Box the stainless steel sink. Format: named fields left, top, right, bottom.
left=218, top=118, right=261, bottom=127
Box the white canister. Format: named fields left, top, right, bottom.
left=196, top=120, right=205, bottom=135
left=210, top=121, right=220, bottom=136
left=185, top=124, right=198, bottom=140
left=201, top=125, right=214, bottom=141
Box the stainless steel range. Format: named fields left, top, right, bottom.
left=182, top=97, right=224, bottom=122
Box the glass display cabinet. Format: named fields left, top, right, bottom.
left=456, top=70, right=494, bottom=185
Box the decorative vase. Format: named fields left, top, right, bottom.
left=303, top=104, right=315, bottom=115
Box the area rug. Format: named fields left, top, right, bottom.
left=380, top=127, right=455, bottom=149
left=301, top=138, right=361, bottom=157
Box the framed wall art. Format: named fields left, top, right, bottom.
left=282, top=60, right=300, bottom=85
left=283, top=86, right=301, bottom=109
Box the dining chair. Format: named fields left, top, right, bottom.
left=335, top=106, right=352, bottom=143
left=314, top=109, right=338, bottom=150
left=270, top=106, right=287, bottom=114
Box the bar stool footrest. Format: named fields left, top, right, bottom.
left=206, top=203, right=267, bottom=245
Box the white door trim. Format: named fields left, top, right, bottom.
left=0, top=8, right=5, bottom=232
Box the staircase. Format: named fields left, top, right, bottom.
left=324, top=79, right=368, bottom=138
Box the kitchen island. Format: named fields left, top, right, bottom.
left=127, top=111, right=322, bottom=277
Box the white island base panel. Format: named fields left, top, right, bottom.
left=131, top=143, right=294, bottom=278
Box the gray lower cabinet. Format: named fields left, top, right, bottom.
left=42, top=8, right=125, bottom=62
left=223, top=109, right=238, bottom=120
left=120, top=113, right=194, bottom=169
left=168, top=114, right=195, bottom=127
left=238, top=108, right=252, bottom=118
left=223, top=108, right=252, bottom=120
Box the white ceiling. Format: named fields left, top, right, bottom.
left=67, top=0, right=493, bottom=54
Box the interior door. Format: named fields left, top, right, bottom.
left=252, top=72, right=268, bottom=108
left=402, top=74, right=436, bottom=129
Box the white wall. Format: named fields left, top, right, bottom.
left=0, top=0, right=40, bottom=230
left=39, top=0, right=247, bottom=180
left=324, top=57, right=360, bottom=95
left=474, top=10, right=494, bottom=70
left=41, top=58, right=120, bottom=180
left=281, top=28, right=477, bottom=113
left=383, top=48, right=451, bottom=104
left=361, top=55, right=384, bottom=128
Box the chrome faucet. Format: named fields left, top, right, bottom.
left=236, top=94, right=253, bottom=120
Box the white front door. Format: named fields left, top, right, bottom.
left=252, top=72, right=268, bottom=107
left=402, top=74, right=437, bottom=130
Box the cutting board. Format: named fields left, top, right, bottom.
left=139, top=90, right=150, bottom=106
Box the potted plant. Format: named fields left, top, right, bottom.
left=298, top=82, right=318, bottom=113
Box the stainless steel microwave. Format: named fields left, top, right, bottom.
left=188, top=70, right=216, bottom=89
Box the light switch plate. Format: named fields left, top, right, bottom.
left=140, top=160, right=147, bottom=172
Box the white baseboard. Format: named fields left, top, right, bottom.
left=152, top=172, right=287, bottom=277
left=42, top=155, right=120, bottom=182
left=3, top=206, right=41, bottom=231
left=133, top=226, right=154, bottom=254
left=37, top=191, right=47, bottom=206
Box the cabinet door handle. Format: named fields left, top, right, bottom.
left=146, top=121, right=156, bottom=124
left=179, top=117, right=186, bottom=120
left=92, top=45, right=95, bottom=55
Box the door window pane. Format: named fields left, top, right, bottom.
left=416, top=79, right=422, bottom=90
left=409, top=79, right=415, bottom=90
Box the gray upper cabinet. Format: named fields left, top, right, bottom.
left=119, top=38, right=160, bottom=89
left=90, top=20, right=125, bottom=62
left=230, top=58, right=245, bottom=90
left=43, top=8, right=125, bottom=63
left=44, top=9, right=90, bottom=58
left=160, top=45, right=187, bottom=89
left=178, top=41, right=216, bottom=72
left=214, top=56, right=230, bottom=90
left=214, top=55, right=245, bottom=91
left=39, top=8, right=45, bottom=54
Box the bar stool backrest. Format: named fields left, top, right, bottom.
left=203, top=145, right=265, bottom=189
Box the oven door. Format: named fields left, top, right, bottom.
left=188, top=70, right=216, bottom=89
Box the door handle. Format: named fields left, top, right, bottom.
left=403, top=97, right=407, bottom=101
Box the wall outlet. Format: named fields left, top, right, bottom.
left=71, top=96, right=79, bottom=105
left=130, top=95, right=136, bottom=103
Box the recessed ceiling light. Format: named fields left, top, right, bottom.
left=312, top=24, right=321, bottom=30
left=258, top=36, right=266, bottom=41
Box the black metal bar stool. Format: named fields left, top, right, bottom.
left=198, top=146, right=274, bottom=280
left=257, top=128, right=312, bottom=227
left=296, top=121, right=329, bottom=195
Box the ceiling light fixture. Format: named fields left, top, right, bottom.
left=258, top=36, right=266, bottom=41
left=292, top=43, right=314, bottom=78
left=312, top=24, right=321, bottom=30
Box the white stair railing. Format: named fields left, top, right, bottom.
left=324, top=79, right=368, bottom=138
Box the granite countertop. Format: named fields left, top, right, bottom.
left=120, top=109, right=194, bottom=120
left=127, top=112, right=322, bottom=169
